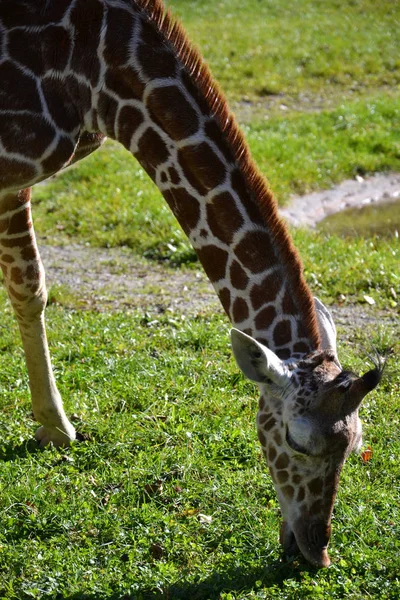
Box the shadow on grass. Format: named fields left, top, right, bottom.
left=0, top=438, right=42, bottom=462
left=34, top=560, right=315, bottom=600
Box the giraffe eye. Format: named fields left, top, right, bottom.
left=286, top=428, right=309, bottom=455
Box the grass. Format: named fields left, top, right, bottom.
left=0, top=297, right=399, bottom=599
left=1, top=0, right=400, bottom=597
left=167, top=0, right=400, bottom=105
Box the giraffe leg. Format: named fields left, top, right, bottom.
left=0, top=189, right=75, bottom=447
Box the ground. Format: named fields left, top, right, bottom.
left=40, top=171, right=400, bottom=331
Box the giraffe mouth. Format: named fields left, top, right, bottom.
left=280, top=520, right=331, bottom=568
left=280, top=521, right=299, bottom=557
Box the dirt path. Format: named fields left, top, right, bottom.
left=39, top=172, right=399, bottom=329
left=280, top=172, right=400, bottom=227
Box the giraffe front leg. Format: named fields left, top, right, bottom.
left=0, top=189, right=75, bottom=447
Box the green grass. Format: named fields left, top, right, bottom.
left=1, top=0, right=400, bottom=597
left=167, top=0, right=400, bottom=105
left=295, top=229, right=399, bottom=309
left=0, top=296, right=399, bottom=599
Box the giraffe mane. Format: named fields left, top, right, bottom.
left=135, top=0, right=321, bottom=349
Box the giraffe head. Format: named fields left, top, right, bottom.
left=231, top=299, right=383, bottom=568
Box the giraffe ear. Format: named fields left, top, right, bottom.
left=314, top=297, right=341, bottom=366
left=230, top=329, right=289, bottom=385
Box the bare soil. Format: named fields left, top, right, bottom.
left=280, top=172, right=400, bottom=228
left=38, top=172, right=400, bottom=332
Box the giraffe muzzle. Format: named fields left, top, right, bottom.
left=280, top=519, right=332, bottom=568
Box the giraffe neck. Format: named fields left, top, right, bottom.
left=9, top=0, right=320, bottom=359
left=79, top=0, right=320, bottom=358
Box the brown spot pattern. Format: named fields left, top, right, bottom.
left=98, top=92, right=119, bottom=138
left=282, top=485, right=294, bottom=500
left=262, top=416, right=276, bottom=432
left=117, top=105, right=144, bottom=150
left=42, top=77, right=80, bottom=132
left=281, top=289, right=297, bottom=314
left=230, top=261, right=249, bottom=290
left=250, top=273, right=281, bottom=310
left=273, top=320, right=292, bottom=346
left=26, top=264, right=38, bottom=280
left=147, top=86, right=199, bottom=141
left=268, top=445, right=277, bottom=462
left=258, top=411, right=272, bottom=425
left=0, top=254, right=14, bottom=264
left=258, top=429, right=267, bottom=447
left=232, top=297, right=249, bottom=323
left=7, top=209, right=30, bottom=235
left=136, top=128, right=169, bottom=179
left=42, top=136, right=75, bottom=176
left=308, top=477, right=324, bottom=496
left=0, top=62, right=41, bottom=112
left=275, top=452, right=289, bottom=470
left=11, top=267, right=23, bottom=285
left=196, top=245, right=228, bottom=283
left=255, top=305, right=277, bottom=331
left=235, top=231, right=275, bottom=273
left=207, top=192, right=244, bottom=245
left=104, top=7, right=135, bottom=67
left=0, top=158, right=36, bottom=190
left=231, top=170, right=264, bottom=226
left=204, top=120, right=234, bottom=164
left=178, top=142, right=226, bottom=195
left=1, top=115, right=55, bottom=160
left=21, top=246, right=37, bottom=261
left=180, top=70, right=211, bottom=118
left=297, top=486, right=306, bottom=502
left=277, top=470, right=288, bottom=484
left=8, top=26, right=71, bottom=75
left=138, top=21, right=177, bottom=80
left=70, top=0, right=104, bottom=85
left=293, top=342, right=311, bottom=355
left=168, top=167, right=180, bottom=185
left=163, top=188, right=200, bottom=235
left=310, top=500, right=323, bottom=514
left=218, top=287, right=231, bottom=315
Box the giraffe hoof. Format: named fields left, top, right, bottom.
left=35, top=424, right=76, bottom=448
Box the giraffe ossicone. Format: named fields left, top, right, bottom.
left=0, top=0, right=382, bottom=567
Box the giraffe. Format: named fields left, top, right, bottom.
left=0, top=0, right=383, bottom=567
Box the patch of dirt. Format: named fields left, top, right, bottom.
left=41, top=244, right=218, bottom=314
left=280, top=172, right=400, bottom=228
left=38, top=172, right=399, bottom=330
